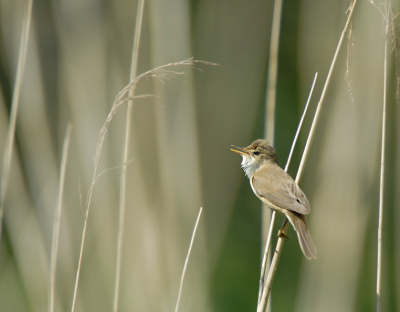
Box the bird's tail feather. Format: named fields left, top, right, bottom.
left=285, top=212, right=317, bottom=260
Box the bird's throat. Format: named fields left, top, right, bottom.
left=241, top=155, right=261, bottom=179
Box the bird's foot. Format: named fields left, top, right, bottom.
left=277, top=230, right=289, bottom=240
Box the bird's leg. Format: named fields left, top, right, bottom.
left=277, top=218, right=289, bottom=240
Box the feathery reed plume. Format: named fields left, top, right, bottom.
left=70, top=58, right=217, bottom=312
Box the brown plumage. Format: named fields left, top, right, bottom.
left=231, top=139, right=317, bottom=260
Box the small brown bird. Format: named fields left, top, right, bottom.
left=231, top=139, right=317, bottom=260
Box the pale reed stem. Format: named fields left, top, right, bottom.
left=113, top=1, right=145, bottom=312
left=0, top=0, right=33, bottom=240
left=376, top=2, right=389, bottom=311
left=49, top=124, right=72, bottom=312
left=260, top=0, right=284, bottom=309
left=175, top=207, right=203, bottom=312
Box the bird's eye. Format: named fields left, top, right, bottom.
left=254, top=151, right=260, bottom=155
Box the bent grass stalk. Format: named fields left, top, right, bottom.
left=0, top=0, right=33, bottom=241
left=257, top=0, right=359, bottom=310
left=113, top=1, right=145, bottom=311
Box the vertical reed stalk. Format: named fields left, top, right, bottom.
left=264, top=0, right=283, bottom=144
left=261, top=1, right=283, bottom=308
left=0, top=0, right=33, bottom=240
left=113, top=1, right=145, bottom=311
left=376, top=2, right=389, bottom=311
left=48, top=124, right=72, bottom=312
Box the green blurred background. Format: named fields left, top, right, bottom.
left=0, top=0, right=399, bottom=311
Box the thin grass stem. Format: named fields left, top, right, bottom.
left=175, top=207, right=203, bottom=312
left=284, top=73, right=318, bottom=173
left=376, top=2, right=389, bottom=311
left=296, top=0, right=358, bottom=183
left=261, top=1, right=284, bottom=308
left=0, top=0, right=33, bottom=241
left=48, top=124, right=72, bottom=312
left=257, top=211, right=276, bottom=304
left=113, top=1, right=145, bottom=312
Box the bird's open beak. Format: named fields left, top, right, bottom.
left=230, top=145, right=249, bottom=156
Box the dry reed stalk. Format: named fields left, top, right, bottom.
left=257, top=1, right=359, bottom=310
left=0, top=0, right=33, bottom=241
left=48, top=124, right=72, bottom=312
left=390, top=7, right=400, bottom=103
left=257, top=73, right=317, bottom=306
left=376, top=2, right=390, bottom=311
left=113, top=1, right=145, bottom=311
left=345, top=0, right=356, bottom=105
left=174, top=207, right=203, bottom=312
left=70, top=58, right=216, bottom=312
left=389, top=4, right=400, bottom=310
left=261, top=1, right=283, bottom=309
left=264, top=0, right=283, bottom=144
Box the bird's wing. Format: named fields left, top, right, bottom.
left=251, top=164, right=311, bottom=215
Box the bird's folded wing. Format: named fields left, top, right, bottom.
left=251, top=165, right=311, bottom=215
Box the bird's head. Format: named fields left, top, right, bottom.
left=231, top=139, right=278, bottom=178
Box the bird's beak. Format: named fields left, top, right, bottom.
left=230, top=145, right=249, bottom=156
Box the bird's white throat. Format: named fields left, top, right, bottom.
left=241, top=155, right=260, bottom=179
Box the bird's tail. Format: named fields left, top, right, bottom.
left=285, top=211, right=317, bottom=260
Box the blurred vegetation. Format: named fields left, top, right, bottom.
left=0, top=0, right=399, bottom=311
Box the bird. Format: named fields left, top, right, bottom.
left=231, top=139, right=317, bottom=260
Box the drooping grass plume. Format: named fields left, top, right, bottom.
left=70, top=58, right=217, bottom=312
